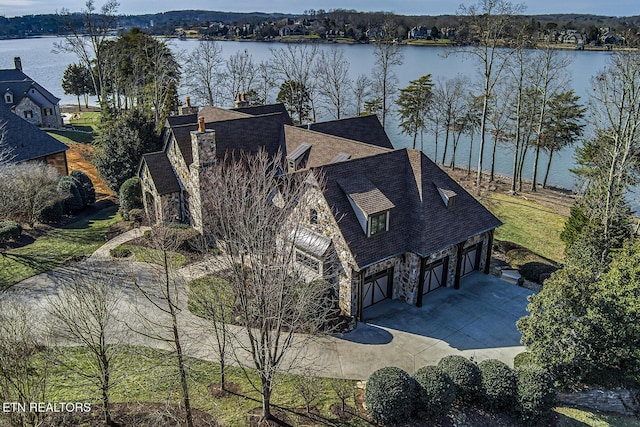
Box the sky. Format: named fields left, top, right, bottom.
left=0, top=0, right=637, bottom=18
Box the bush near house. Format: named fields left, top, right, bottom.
left=70, top=170, right=96, bottom=205
left=119, top=177, right=142, bottom=220
left=516, top=365, right=557, bottom=425
left=437, top=355, right=482, bottom=403
left=365, top=367, right=415, bottom=425
left=412, top=365, right=456, bottom=417
left=57, top=176, right=84, bottom=214
left=478, top=359, right=517, bottom=411
left=0, top=221, right=22, bottom=242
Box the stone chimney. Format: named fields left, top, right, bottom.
left=233, top=93, right=249, bottom=108
left=178, top=95, right=199, bottom=115
left=190, top=117, right=215, bottom=169
left=189, top=118, right=216, bottom=233
left=14, top=57, right=22, bottom=72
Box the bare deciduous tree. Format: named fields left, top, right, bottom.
left=456, top=0, right=525, bottom=189
left=270, top=44, right=319, bottom=122
left=183, top=40, right=225, bottom=106
left=131, top=227, right=195, bottom=427
left=372, top=38, right=404, bottom=128
left=54, top=0, right=120, bottom=103
left=47, top=272, right=126, bottom=426
left=353, top=74, right=372, bottom=117
left=0, top=301, right=48, bottom=427
left=432, top=75, right=470, bottom=165
left=204, top=151, right=338, bottom=422
left=255, top=60, right=277, bottom=105
left=315, top=47, right=352, bottom=120
left=224, top=49, right=257, bottom=105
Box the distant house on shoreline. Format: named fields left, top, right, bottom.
left=0, top=57, right=63, bottom=129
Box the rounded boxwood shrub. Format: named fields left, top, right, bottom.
left=365, top=367, right=415, bottom=425
left=119, top=177, right=142, bottom=220
left=516, top=365, right=556, bottom=425
left=478, top=359, right=517, bottom=411
left=36, top=200, right=63, bottom=223
left=0, top=221, right=22, bottom=242
left=437, top=355, right=481, bottom=402
left=413, top=365, right=455, bottom=417
left=57, top=176, right=84, bottom=213
left=519, top=262, right=558, bottom=284
left=70, top=170, right=96, bottom=205
left=513, top=352, right=536, bottom=369
left=128, top=208, right=146, bottom=225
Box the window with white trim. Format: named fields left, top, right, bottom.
left=4, top=93, right=12, bottom=104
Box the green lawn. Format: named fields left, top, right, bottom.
left=45, top=345, right=361, bottom=426
left=116, top=244, right=187, bottom=269
left=482, top=192, right=566, bottom=263
left=0, top=206, right=120, bottom=289
left=48, top=129, right=94, bottom=144
left=556, top=407, right=640, bottom=427
left=69, top=111, right=102, bottom=132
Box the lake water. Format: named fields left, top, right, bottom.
left=1, top=37, right=637, bottom=211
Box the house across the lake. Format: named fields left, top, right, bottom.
left=0, top=104, right=68, bottom=175
left=139, top=101, right=501, bottom=319
left=0, top=57, right=63, bottom=129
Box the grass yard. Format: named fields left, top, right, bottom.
left=68, top=111, right=102, bottom=133
left=556, top=407, right=640, bottom=427
left=0, top=206, right=120, bottom=289
left=482, top=192, right=566, bottom=263
left=43, top=345, right=362, bottom=427
left=116, top=244, right=187, bottom=269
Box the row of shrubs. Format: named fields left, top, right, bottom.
left=0, top=220, right=22, bottom=243
left=365, top=355, right=556, bottom=426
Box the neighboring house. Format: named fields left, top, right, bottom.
left=0, top=57, right=63, bottom=129
left=139, top=102, right=501, bottom=319
left=0, top=104, right=68, bottom=175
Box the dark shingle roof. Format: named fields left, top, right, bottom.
left=0, top=68, right=60, bottom=107
left=304, top=115, right=394, bottom=149
left=317, top=149, right=502, bottom=269
left=0, top=105, right=68, bottom=162
left=171, top=112, right=288, bottom=165
left=233, top=103, right=293, bottom=125
left=336, top=176, right=395, bottom=216
left=141, top=152, right=181, bottom=195
left=198, top=106, right=249, bottom=122
left=166, top=113, right=198, bottom=127
left=284, top=126, right=390, bottom=169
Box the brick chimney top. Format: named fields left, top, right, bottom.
left=198, top=116, right=205, bottom=132
left=186, top=96, right=191, bottom=107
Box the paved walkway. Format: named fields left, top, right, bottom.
left=88, top=226, right=150, bottom=261
left=2, top=230, right=534, bottom=380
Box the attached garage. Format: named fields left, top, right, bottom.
left=461, top=243, right=482, bottom=276
left=422, top=257, right=448, bottom=295
left=362, top=269, right=393, bottom=309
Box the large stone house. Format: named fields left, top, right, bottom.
left=0, top=57, right=63, bottom=129
left=139, top=103, right=500, bottom=319
left=0, top=104, right=68, bottom=175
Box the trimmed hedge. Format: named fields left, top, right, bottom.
left=513, top=352, right=536, bottom=369
left=519, top=262, right=558, bottom=284
left=36, top=200, right=63, bottom=223
left=70, top=170, right=96, bottom=205
left=0, top=221, right=22, bottom=242
left=119, top=177, right=142, bottom=220
left=516, top=365, right=556, bottom=425
left=478, top=359, right=517, bottom=411
left=365, top=367, right=415, bottom=425
left=57, top=176, right=84, bottom=213
left=437, top=355, right=482, bottom=402
left=413, top=365, right=455, bottom=417
left=110, top=247, right=132, bottom=258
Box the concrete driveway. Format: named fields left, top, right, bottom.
left=321, top=272, right=535, bottom=378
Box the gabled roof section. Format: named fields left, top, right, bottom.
left=166, top=113, right=198, bottom=128
left=0, top=105, right=67, bottom=162
left=284, top=126, right=390, bottom=170
left=304, top=115, right=394, bottom=149
left=336, top=176, right=395, bottom=216
left=0, top=68, right=60, bottom=106
left=316, top=149, right=502, bottom=269
left=141, top=152, right=181, bottom=195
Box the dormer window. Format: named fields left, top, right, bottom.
left=436, top=186, right=457, bottom=209
left=286, top=143, right=311, bottom=173
left=4, top=92, right=12, bottom=104
left=368, top=211, right=389, bottom=236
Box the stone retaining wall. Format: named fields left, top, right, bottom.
left=557, top=389, right=638, bottom=416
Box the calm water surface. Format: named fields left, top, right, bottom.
left=2, top=37, right=637, bottom=210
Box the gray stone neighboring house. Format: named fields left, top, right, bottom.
left=139, top=102, right=501, bottom=319
left=0, top=104, right=68, bottom=175
left=0, top=57, right=63, bottom=129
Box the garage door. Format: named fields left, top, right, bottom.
left=462, top=243, right=481, bottom=276
left=423, top=258, right=448, bottom=294
left=363, top=270, right=392, bottom=308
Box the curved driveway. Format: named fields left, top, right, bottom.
left=2, top=229, right=534, bottom=380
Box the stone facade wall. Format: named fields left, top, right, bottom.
left=140, top=164, right=180, bottom=224
left=41, top=152, right=68, bottom=176
left=462, top=232, right=491, bottom=272
left=15, top=97, right=42, bottom=127
left=187, top=129, right=216, bottom=232
left=423, top=246, right=458, bottom=288
left=296, top=185, right=358, bottom=316
left=558, top=389, right=638, bottom=416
